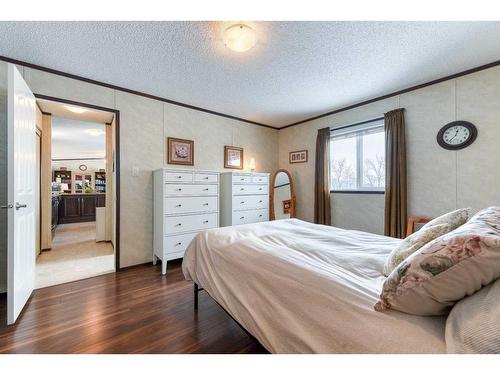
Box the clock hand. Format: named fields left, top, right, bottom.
left=449, top=129, right=459, bottom=142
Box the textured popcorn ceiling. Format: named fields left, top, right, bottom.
left=1, top=21, right=499, bottom=128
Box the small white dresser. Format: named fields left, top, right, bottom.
left=220, top=172, right=270, bottom=227
left=153, top=168, right=219, bottom=274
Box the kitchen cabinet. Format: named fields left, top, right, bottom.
left=58, top=194, right=106, bottom=224
left=51, top=195, right=60, bottom=237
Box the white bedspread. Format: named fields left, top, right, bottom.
left=182, top=219, right=446, bottom=353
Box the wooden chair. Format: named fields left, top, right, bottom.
left=406, top=216, right=432, bottom=237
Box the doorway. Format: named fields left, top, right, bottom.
left=1, top=64, right=121, bottom=325
left=35, top=98, right=119, bottom=288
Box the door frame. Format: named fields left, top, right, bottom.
left=35, top=128, right=42, bottom=256
left=34, top=93, right=121, bottom=271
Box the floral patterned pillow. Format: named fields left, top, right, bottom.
left=383, top=223, right=452, bottom=276
left=421, top=208, right=470, bottom=231
left=375, top=207, right=500, bottom=316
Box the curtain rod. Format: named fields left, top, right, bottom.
left=329, top=116, right=384, bottom=132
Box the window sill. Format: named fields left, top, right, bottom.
left=330, top=190, right=385, bottom=195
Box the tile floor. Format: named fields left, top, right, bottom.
left=36, top=222, right=115, bottom=289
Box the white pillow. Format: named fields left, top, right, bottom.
left=383, top=223, right=451, bottom=276
left=421, top=208, right=470, bottom=231
left=446, top=278, right=500, bottom=353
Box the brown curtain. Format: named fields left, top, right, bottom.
left=384, top=108, right=407, bottom=238
left=314, top=127, right=331, bottom=225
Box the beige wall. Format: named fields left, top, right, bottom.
left=52, top=159, right=105, bottom=174
left=23, top=67, right=279, bottom=267
left=163, top=102, right=278, bottom=172
left=278, top=65, right=500, bottom=234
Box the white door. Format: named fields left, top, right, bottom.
left=6, top=64, right=36, bottom=325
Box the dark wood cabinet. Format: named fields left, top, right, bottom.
left=60, top=195, right=81, bottom=222
left=53, top=170, right=72, bottom=193
left=80, top=195, right=97, bottom=220
left=58, top=194, right=105, bottom=224
left=95, top=171, right=106, bottom=193
left=51, top=196, right=60, bottom=237
left=96, top=194, right=106, bottom=208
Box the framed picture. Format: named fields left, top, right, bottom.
left=289, top=150, right=308, bottom=164
left=283, top=199, right=292, bottom=214
left=224, top=146, right=244, bottom=169
left=167, top=137, right=194, bottom=166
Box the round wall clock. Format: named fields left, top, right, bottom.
left=79, top=164, right=88, bottom=171
left=437, top=121, right=477, bottom=150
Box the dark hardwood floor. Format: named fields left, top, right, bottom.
left=0, top=261, right=267, bottom=354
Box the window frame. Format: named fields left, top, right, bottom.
left=329, top=118, right=386, bottom=194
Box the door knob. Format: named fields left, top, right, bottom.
left=15, top=202, right=27, bottom=210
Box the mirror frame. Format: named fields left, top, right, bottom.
left=269, top=169, right=296, bottom=220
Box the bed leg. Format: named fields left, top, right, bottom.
left=194, top=283, right=199, bottom=310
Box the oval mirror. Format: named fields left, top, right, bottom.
left=270, top=169, right=296, bottom=220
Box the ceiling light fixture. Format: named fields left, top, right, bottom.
left=64, top=105, right=87, bottom=114
left=223, top=24, right=257, bottom=52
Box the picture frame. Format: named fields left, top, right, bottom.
left=289, top=150, right=308, bottom=164
left=283, top=199, right=292, bottom=214
left=224, top=146, right=244, bottom=169
left=167, top=137, right=194, bottom=166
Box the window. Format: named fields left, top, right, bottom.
left=330, top=119, right=385, bottom=192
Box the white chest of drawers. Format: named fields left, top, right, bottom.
left=220, top=172, right=270, bottom=227
left=153, top=168, right=219, bottom=274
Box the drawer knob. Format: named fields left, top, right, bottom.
left=176, top=204, right=182, bottom=207
left=203, top=177, right=209, bottom=179
left=240, top=201, right=245, bottom=204
left=259, top=188, right=262, bottom=190
left=259, top=200, right=263, bottom=203
left=176, top=223, right=182, bottom=226
left=240, top=188, right=244, bottom=191
left=259, top=215, right=263, bottom=217
left=240, top=216, right=245, bottom=220
left=176, top=242, right=182, bottom=246
left=177, top=176, right=182, bottom=178
left=177, top=188, right=182, bottom=191
left=203, top=220, right=209, bottom=224
left=204, top=188, right=209, bottom=191
left=240, top=178, right=245, bottom=181
left=203, top=203, right=209, bottom=206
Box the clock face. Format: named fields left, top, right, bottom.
left=442, top=125, right=471, bottom=146
left=437, top=121, right=477, bottom=150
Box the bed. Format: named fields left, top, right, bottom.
left=182, top=218, right=447, bottom=353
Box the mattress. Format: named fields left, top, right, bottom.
left=182, top=218, right=447, bottom=353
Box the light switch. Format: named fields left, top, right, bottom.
left=132, top=166, right=139, bottom=177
